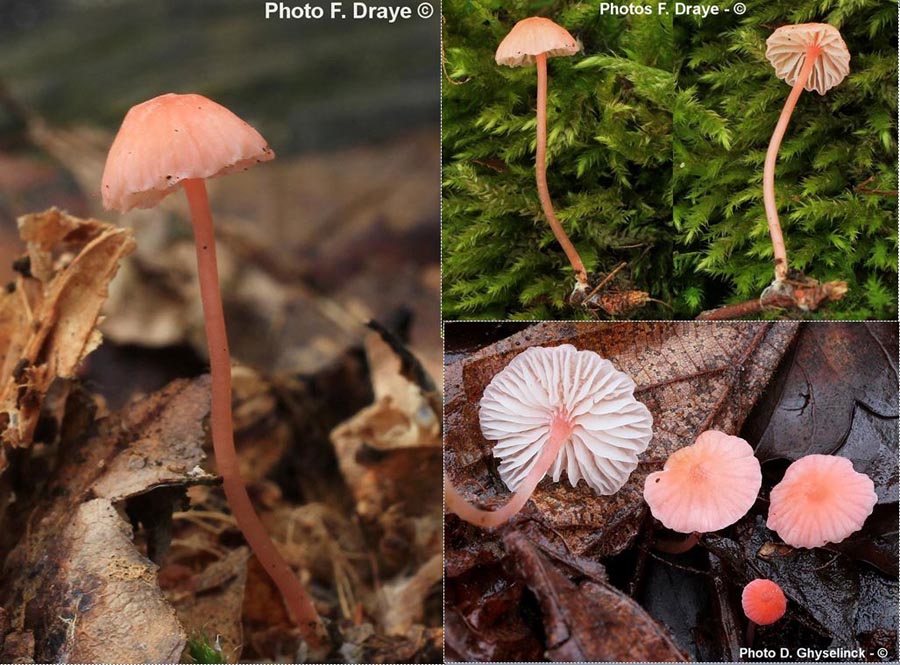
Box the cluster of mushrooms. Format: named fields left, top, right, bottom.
left=87, top=15, right=861, bottom=657
left=446, top=344, right=878, bottom=642
left=494, top=17, right=852, bottom=308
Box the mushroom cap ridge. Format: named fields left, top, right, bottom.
left=495, top=17, right=579, bottom=67
left=643, top=430, right=762, bottom=534
left=765, top=23, right=850, bottom=95
left=478, top=344, right=653, bottom=495
left=766, top=454, right=876, bottom=548
left=742, top=579, right=787, bottom=625
left=102, top=93, right=274, bottom=212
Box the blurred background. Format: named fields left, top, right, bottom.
left=0, top=0, right=441, bottom=390
left=0, top=5, right=441, bottom=659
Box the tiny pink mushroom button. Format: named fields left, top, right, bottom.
left=742, top=579, right=787, bottom=626
left=767, top=454, right=876, bottom=548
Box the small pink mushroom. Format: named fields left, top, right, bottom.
left=102, top=93, right=325, bottom=648
left=447, top=344, right=653, bottom=528
left=763, top=23, right=850, bottom=283
left=767, top=454, right=876, bottom=548
left=496, top=18, right=588, bottom=296
left=643, top=430, right=761, bottom=551
left=742, top=578, right=787, bottom=645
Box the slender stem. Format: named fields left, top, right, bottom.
left=763, top=46, right=820, bottom=282
left=535, top=52, right=588, bottom=287
left=445, top=418, right=571, bottom=528
left=182, top=179, right=326, bottom=649
left=745, top=621, right=757, bottom=647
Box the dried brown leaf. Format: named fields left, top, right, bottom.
left=168, top=547, right=249, bottom=663
left=331, top=331, right=441, bottom=559
left=0, top=209, right=134, bottom=452
left=378, top=553, right=442, bottom=636
left=1, top=377, right=214, bottom=661
left=22, top=499, right=185, bottom=663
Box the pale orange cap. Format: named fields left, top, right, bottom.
left=495, top=17, right=579, bottom=67
left=643, top=430, right=762, bottom=533
left=742, top=579, right=786, bottom=625
left=767, top=454, right=876, bottom=548
left=766, top=23, right=850, bottom=95
left=101, top=93, right=274, bottom=212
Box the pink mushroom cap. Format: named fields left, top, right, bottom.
left=101, top=93, right=274, bottom=212
left=765, top=23, right=850, bottom=95
left=742, top=579, right=787, bottom=626
left=643, top=430, right=762, bottom=533
left=495, top=17, right=579, bottom=67
left=766, top=454, right=876, bottom=549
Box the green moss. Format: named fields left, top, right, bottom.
left=674, top=0, right=897, bottom=318
left=443, top=0, right=674, bottom=319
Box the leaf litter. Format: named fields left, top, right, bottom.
left=445, top=321, right=898, bottom=662
left=0, top=209, right=441, bottom=662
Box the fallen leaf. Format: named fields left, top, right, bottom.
left=445, top=321, right=798, bottom=558
left=339, top=623, right=443, bottom=664
left=747, top=323, right=898, bottom=502
left=378, top=553, right=442, bottom=636
left=167, top=547, right=249, bottom=663
left=331, top=330, right=441, bottom=579
left=21, top=498, right=185, bottom=663
left=706, top=516, right=898, bottom=656
left=504, top=532, right=688, bottom=662
left=1, top=377, right=213, bottom=662
left=0, top=209, right=134, bottom=452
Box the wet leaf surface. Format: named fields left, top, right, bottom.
left=748, top=323, right=899, bottom=501
left=445, top=322, right=898, bottom=662
left=445, top=321, right=798, bottom=559
left=505, top=532, right=688, bottom=662
left=706, top=515, right=898, bottom=655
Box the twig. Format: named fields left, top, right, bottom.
left=855, top=175, right=897, bottom=196
left=584, top=261, right=628, bottom=302
left=697, top=278, right=847, bottom=320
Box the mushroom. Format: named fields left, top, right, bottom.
left=763, top=23, right=850, bottom=283
left=741, top=578, right=787, bottom=645
left=766, top=454, right=876, bottom=549
left=495, top=18, right=589, bottom=298
left=101, top=93, right=325, bottom=648
left=446, top=344, right=653, bottom=528
left=643, top=430, right=761, bottom=552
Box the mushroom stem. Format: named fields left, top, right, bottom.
left=535, top=52, right=589, bottom=288
left=445, top=416, right=571, bottom=528
left=182, top=178, right=326, bottom=649
left=763, top=45, right=820, bottom=282
left=654, top=531, right=701, bottom=554
left=745, top=621, right=757, bottom=647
